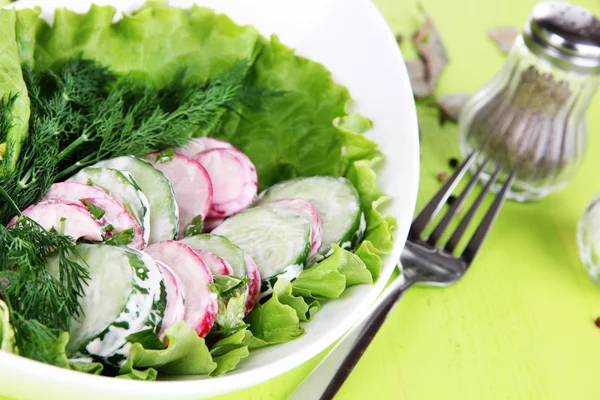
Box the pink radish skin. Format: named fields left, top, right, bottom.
left=144, top=241, right=217, bottom=337
left=259, top=199, right=323, bottom=256
left=81, top=197, right=145, bottom=249
left=146, top=153, right=213, bottom=239
left=9, top=200, right=102, bottom=242
left=176, top=137, right=234, bottom=158
left=194, top=249, right=234, bottom=276
left=203, top=218, right=225, bottom=233
left=42, top=182, right=144, bottom=249
left=243, top=253, right=261, bottom=315
left=43, top=182, right=112, bottom=202
left=155, top=261, right=186, bottom=339
left=194, top=148, right=257, bottom=218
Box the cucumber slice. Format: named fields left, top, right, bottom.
left=180, top=234, right=247, bottom=278
left=212, top=206, right=311, bottom=281
left=94, top=156, right=179, bottom=244
left=68, top=167, right=151, bottom=244
left=46, top=244, right=166, bottom=366
left=256, top=176, right=363, bottom=254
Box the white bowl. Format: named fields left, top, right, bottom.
left=0, top=0, right=419, bottom=399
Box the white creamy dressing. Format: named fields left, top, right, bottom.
left=121, top=170, right=152, bottom=244
left=81, top=248, right=164, bottom=366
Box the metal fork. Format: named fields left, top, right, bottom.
left=288, top=150, right=516, bottom=400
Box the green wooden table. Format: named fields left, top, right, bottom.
left=212, top=0, right=600, bottom=399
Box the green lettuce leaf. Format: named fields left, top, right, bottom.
left=31, top=4, right=261, bottom=87
left=292, top=245, right=372, bottom=299
left=245, top=279, right=305, bottom=344
left=0, top=300, right=17, bottom=353
left=15, top=7, right=43, bottom=67
left=209, top=329, right=252, bottom=376
left=212, top=292, right=248, bottom=336
left=39, top=331, right=104, bottom=374
left=118, top=322, right=216, bottom=379
left=214, top=35, right=351, bottom=190
left=0, top=9, right=31, bottom=172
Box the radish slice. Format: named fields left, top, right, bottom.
left=194, top=148, right=257, bottom=218
left=194, top=249, right=234, bottom=276
left=203, top=218, right=225, bottom=233
left=81, top=197, right=145, bottom=249
left=155, top=261, right=185, bottom=339
left=243, top=253, right=261, bottom=315
left=9, top=200, right=102, bottom=242
left=144, top=241, right=217, bottom=337
left=176, top=137, right=234, bottom=158
left=258, top=199, right=323, bottom=256
left=42, top=182, right=144, bottom=249
left=146, top=153, right=213, bottom=239
left=43, top=182, right=112, bottom=202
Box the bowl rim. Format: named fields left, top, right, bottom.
left=0, top=0, right=420, bottom=398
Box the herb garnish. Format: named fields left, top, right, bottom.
left=0, top=58, right=250, bottom=225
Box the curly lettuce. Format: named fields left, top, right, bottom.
left=5, top=1, right=397, bottom=374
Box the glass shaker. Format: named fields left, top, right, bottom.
left=578, top=193, right=600, bottom=285
left=459, top=1, right=600, bottom=202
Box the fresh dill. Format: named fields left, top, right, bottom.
left=0, top=58, right=250, bottom=224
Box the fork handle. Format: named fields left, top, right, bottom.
left=307, top=273, right=415, bottom=400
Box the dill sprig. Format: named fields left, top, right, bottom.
left=0, top=58, right=250, bottom=224
left=0, top=216, right=89, bottom=331
left=0, top=193, right=89, bottom=364
left=57, top=60, right=249, bottom=177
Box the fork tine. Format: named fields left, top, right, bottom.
left=409, top=150, right=479, bottom=239
left=444, top=165, right=502, bottom=254
left=426, top=157, right=491, bottom=247
left=461, top=170, right=516, bottom=264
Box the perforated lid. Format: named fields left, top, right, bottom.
left=524, top=1, right=600, bottom=72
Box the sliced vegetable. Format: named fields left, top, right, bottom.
left=194, top=250, right=234, bottom=276
left=256, top=176, right=363, bottom=254
left=42, top=182, right=144, bottom=249
left=243, top=253, right=261, bottom=314
left=94, top=156, right=179, bottom=244
left=68, top=167, right=151, bottom=244
left=258, top=198, right=323, bottom=257
left=9, top=200, right=102, bottom=242
left=42, top=182, right=109, bottom=203
left=83, top=197, right=144, bottom=249
left=194, top=148, right=257, bottom=218
left=146, top=153, right=212, bottom=239
left=46, top=244, right=166, bottom=366
left=155, top=261, right=185, bottom=339
left=144, top=241, right=217, bottom=337
left=176, top=137, right=234, bottom=158
left=179, top=234, right=247, bottom=278
left=212, top=206, right=311, bottom=281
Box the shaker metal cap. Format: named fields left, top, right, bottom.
left=524, top=1, right=600, bottom=72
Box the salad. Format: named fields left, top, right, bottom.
left=0, top=2, right=396, bottom=380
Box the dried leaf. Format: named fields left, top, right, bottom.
left=435, top=94, right=471, bottom=122
left=411, top=15, right=449, bottom=98
left=488, top=27, right=520, bottom=53
left=405, top=60, right=433, bottom=98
